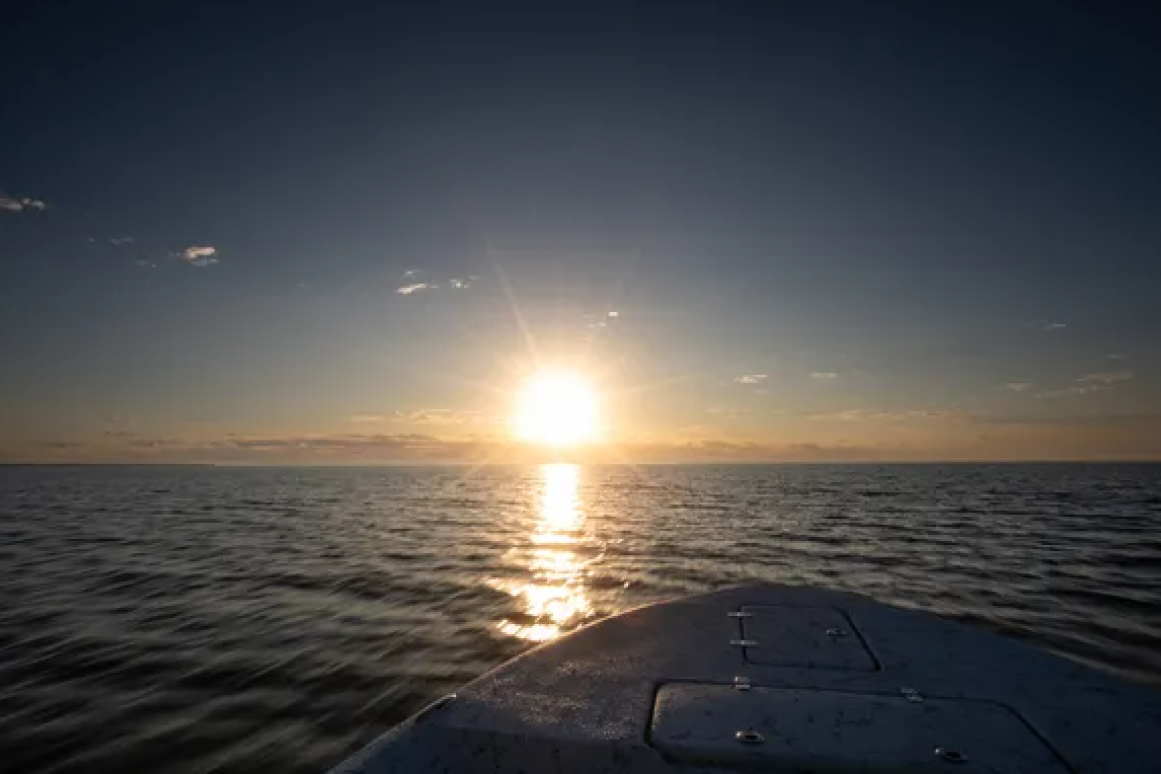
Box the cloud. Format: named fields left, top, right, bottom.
left=111, top=237, right=134, bottom=246
left=975, top=411, right=1161, bottom=428
left=1004, top=382, right=1033, bottom=392
left=808, top=408, right=957, bottom=422
left=1034, top=387, right=1085, bottom=399
left=733, top=374, right=767, bottom=384
left=2, top=197, right=46, bottom=211
left=349, top=409, right=490, bottom=426
left=705, top=406, right=749, bottom=418
left=0, top=196, right=46, bottom=212
left=1077, top=370, right=1133, bottom=385
left=397, top=282, right=435, bottom=295
left=1042, top=322, right=1067, bottom=332
left=0, top=194, right=47, bottom=213
left=583, top=310, right=622, bottom=330
left=349, top=413, right=387, bottom=424
left=1108, top=353, right=1128, bottom=361
left=402, top=269, right=422, bottom=279
left=29, top=440, right=88, bottom=450
left=810, top=372, right=839, bottom=379
left=1034, top=370, right=1134, bottom=398
left=188, top=433, right=479, bottom=461
left=780, top=442, right=880, bottom=461
left=181, top=245, right=219, bottom=266
left=135, top=258, right=157, bottom=269
left=390, top=408, right=486, bottom=425
left=449, top=276, right=477, bottom=289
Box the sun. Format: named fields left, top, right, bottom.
left=514, top=371, right=599, bottom=447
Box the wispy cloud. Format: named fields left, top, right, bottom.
left=583, top=310, right=622, bottom=331
left=1004, top=382, right=1033, bottom=392
left=349, top=413, right=387, bottom=424
left=1108, top=353, right=1128, bottom=361
left=733, top=374, right=767, bottom=384
left=1041, top=321, right=1067, bottom=332
left=399, top=270, right=478, bottom=293
left=181, top=245, right=219, bottom=266
left=1077, top=370, right=1134, bottom=385
left=351, top=409, right=486, bottom=425
left=810, top=372, right=839, bottom=379
left=1035, top=370, right=1134, bottom=398
left=706, top=406, right=749, bottom=418
left=390, top=408, right=485, bottom=425
left=0, top=196, right=47, bottom=212
left=135, top=258, right=158, bottom=269
left=1034, top=387, right=1084, bottom=399
left=808, top=408, right=956, bottom=422
left=111, top=237, right=134, bottom=246
left=397, top=282, right=435, bottom=295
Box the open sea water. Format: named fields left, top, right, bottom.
left=1, top=463, right=1160, bottom=773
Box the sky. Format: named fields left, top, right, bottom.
left=1, top=0, right=1160, bottom=463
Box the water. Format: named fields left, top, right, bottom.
left=1, top=463, right=1160, bottom=773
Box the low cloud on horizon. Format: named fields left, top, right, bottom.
left=1, top=433, right=901, bottom=464
left=10, top=410, right=1161, bottom=465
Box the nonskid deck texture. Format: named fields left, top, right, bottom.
left=331, top=584, right=1161, bottom=773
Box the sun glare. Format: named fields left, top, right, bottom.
left=514, top=371, right=599, bottom=447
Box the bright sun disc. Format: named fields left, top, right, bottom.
left=514, top=372, right=598, bottom=447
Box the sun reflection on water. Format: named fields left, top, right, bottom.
left=495, top=464, right=594, bottom=642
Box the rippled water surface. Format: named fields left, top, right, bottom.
left=2, top=463, right=1160, bottom=773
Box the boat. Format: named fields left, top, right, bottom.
left=329, top=583, right=1161, bottom=773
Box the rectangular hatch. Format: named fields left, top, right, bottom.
left=650, top=683, right=1069, bottom=773
left=738, top=605, right=876, bottom=671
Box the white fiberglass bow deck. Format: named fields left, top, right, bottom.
left=331, top=583, right=1161, bottom=773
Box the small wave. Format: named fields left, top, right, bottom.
left=3, top=462, right=1161, bottom=773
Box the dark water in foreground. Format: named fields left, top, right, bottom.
left=1, top=463, right=1160, bottom=773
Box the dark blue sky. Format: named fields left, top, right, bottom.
left=2, top=1, right=1160, bottom=461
